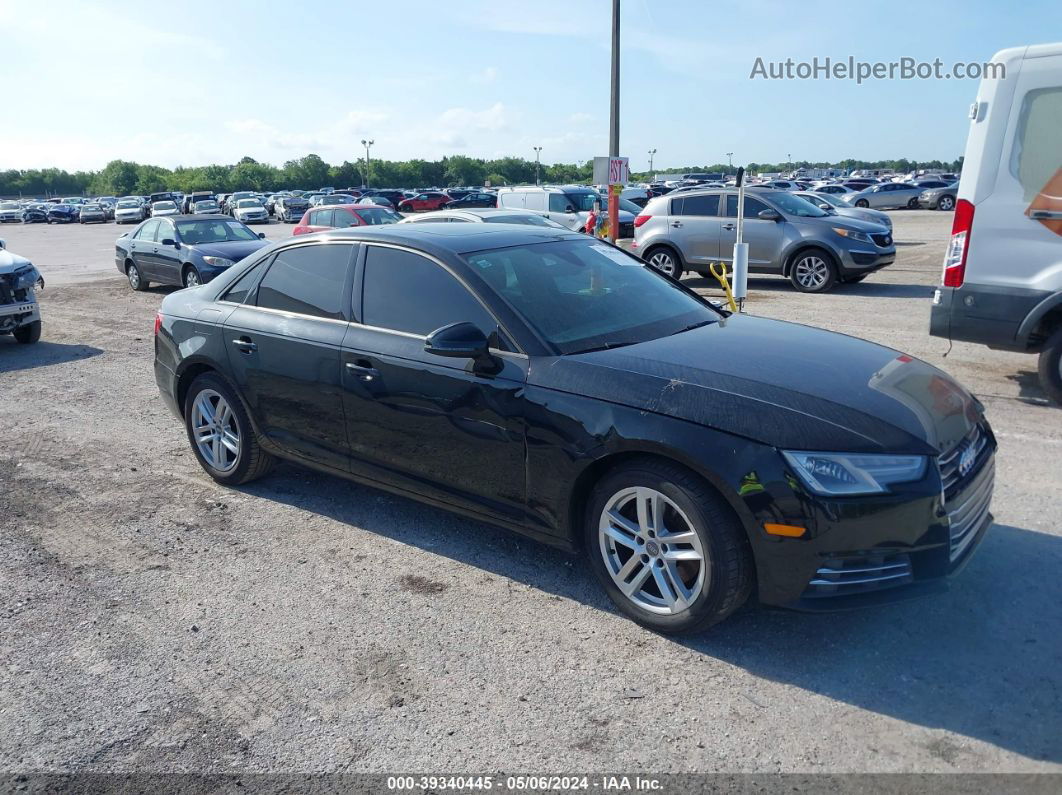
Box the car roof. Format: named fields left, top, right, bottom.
left=282, top=221, right=582, bottom=255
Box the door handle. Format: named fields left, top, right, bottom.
left=345, top=360, right=380, bottom=382
left=722, top=223, right=736, bottom=231
left=1030, top=210, right=1062, bottom=220
left=231, top=337, right=257, bottom=353
left=671, top=221, right=682, bottom=228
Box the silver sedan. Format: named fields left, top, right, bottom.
left=848, top=180, right=953, bottom=210
left=794, top=191, right=892, bottom=231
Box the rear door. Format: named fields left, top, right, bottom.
left=130, top=219, right=161, bottom=278
left=222, top=241, right=357, bottom=470
left=668, top=193, right=723, bottom=268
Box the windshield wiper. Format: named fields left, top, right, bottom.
left=570, top=340, right=639, bottom=355
left=669, top=319, right=715, bottom=336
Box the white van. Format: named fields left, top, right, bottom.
left=496, top=185, right=638, bottom=236
left=930, top=42, right=1062, bottom=403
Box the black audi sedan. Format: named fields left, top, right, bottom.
left=153, top=224, right=995, bottom=633
left=116, top=215, right=270, bottom=290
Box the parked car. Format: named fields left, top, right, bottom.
left=192, top=199, right=222, bottom=214
left=151, top=201, right=180, bottom=218
left=0, top=201, right=22, bottom=223
left=848, top=181, right=949, bottom=209
left=293, top=205, right=402, bottom=235
left=182, top=191, right=216, bottom=214
left=154, top=223, right=996, bottom=633
left=224, top=191, right=256, bottom=215
left=930, top=41, right=1062, bottom=404
left=632, top=188, right=894, bottom=291
left=398, top=208, right=569, bottom=228
left=917, top=183, right=959, bottom=211
left=813, top=184, right=859, bottom=199
left=496, top=185, right=637, bottom=237
left=46, top=204, right=80, bottom=224
left=97, top=197, right=118, bottom=219
left=232, top=199, right=269, bottom=225
left=397, top=191, right=452, bottom=213
left=78, top=203, right=109, bottom=224
left=357, top=195, right=395, bottom=209
left=794, top=191, right=893, bottom=231
left=0, top=237, right=43, bottom=344
left=442, top=192, right=497, bottom=210
left=114, top=198, right=148, bottom=224
left=20, top=205, right=48, bottom=224
left=313, top=194, right=358, bottom=208
left=115, top=215, right=269, bottom=290
left=362, top=189, right=407, bottom=208
left=275, top=196, right=310, bottom=222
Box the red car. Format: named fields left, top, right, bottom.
left=396, top=191, right=451, bottom=213
left=292, top=205, right=402, bottom=235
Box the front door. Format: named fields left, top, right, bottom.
left=340, top=244, right=528, bottom=523
left=152, top=218, right=183, bottom=284
left=718, top=194, right=786, bottom=272
left=223, top=241, right=357, bottom=470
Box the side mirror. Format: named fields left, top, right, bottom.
left=758, top=209, right=781, bottom=221
left=425, top=321, right=495, bottom=368
left=817, top=203, right=830, bottom=210
left=0, top=238, right=5, bottom=250
left=161, top=238, right=178, bottom=248
left=565, top=206, right=576, bottom=213
left=258, top=232, right=266, bottom=239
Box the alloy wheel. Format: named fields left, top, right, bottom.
left=127, top=264, right=141, bottom=289
left=939, top=196, right=955, bottom=211
left=794, top=256, right=829, bottom=290
left=191, top=389, right=240, bottom=472
left=598, top=486, right=707, bottom=614
left=184, top=269, right=201, bottom=288
left=648, top=250, right=677, bottom=277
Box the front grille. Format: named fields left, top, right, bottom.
left=803, top=553, right=914, bottom=598
left=939, top=423, right=995, bottom=563
left=871, top=232, right=892, bottom=247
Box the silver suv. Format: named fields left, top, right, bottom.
left=631, top=188, right=896, bottom=292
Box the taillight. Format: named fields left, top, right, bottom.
left=634, top=214, right=652, bottom=228
left=154, top=312, right=162, bottom=336
left=942, top=198, right=974, bottom=287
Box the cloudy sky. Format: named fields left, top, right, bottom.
left=2, top=0, right=1057, bottom=171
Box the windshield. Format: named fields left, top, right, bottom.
left=194, top=201, right=219, bottom=210
left=323, top=194, right=355, bottom=205
left=0, top=202, right=17, bottom=209
left=463, top=239, right=720, bottom=354
left=175, top=219, right=259, bottom=243
left=801, top=192, right=845, bottom=208
left=770, top=192, right=828, bottom=218
left=117, top=200, right=140, bottom=209
left=154, top=201, right=176, bottom=210
left=237, top=199, right=262, bottom=208
left=353, top=207, right=401, bottom=225
left=485, top=214, right=566, bottom=228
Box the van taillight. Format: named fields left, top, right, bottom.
left=634, top=214, right=651, bottom=228
left=942, top=199, right=974, bottom=287
left=154, top=313, right=162, bottom=336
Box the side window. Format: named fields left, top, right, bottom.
left=499, top=192, right=524, bottom=209
left=134, top=219, right=159, bottom=240
left=223, top=258, right=269, bottom=304
left=255, top=244, right=353, bottom=320
left=524, top=192, right=546, bottom=211
left=361, top=246, right=498, bottom=337
left=155, top=220, right=173, bottom=242
left=724, top=195, right=769, bottom=218
left=548, top=194, right=573, bottom=212
left=1012, top=87, right=1062, bottom=204
left=310, top=209, right=333, bottom=226
left=333, top=209, right=356, bottom=228
left=676, top=194, right=721, bottom=216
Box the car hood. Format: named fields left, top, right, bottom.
left=833, top=207, right=891, bottom=226
left=0, top=249, right=35, bottom=274
left=530, top=314, right=981, bottom=455
left=795, top=214, right=888, bottom=234
left=191, top=239, right=268, bottom=261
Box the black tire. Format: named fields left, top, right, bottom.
left=855, top=199, right=869, bottom=208
left=1037, top=326, right=1062, bottom=405
left=644, top=246, right=683, bottom=278
left=788, top=247, right=838, bottom=293
left=126, top=261, right=149, bottom=291
left=184, top=373, right=275, bottom=485
left=937, top=195, right=955, bottom=211
left=183, top=267, right=202, bottom=288
left=907, top=197, right=919, bottom=209
left=584, top=458, right=754, bottom=634
left=13, top=320, right=41, bottom=344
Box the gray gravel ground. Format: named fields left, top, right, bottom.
left=0, top=211, right=1060, bottom=775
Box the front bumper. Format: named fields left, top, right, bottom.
left=837, top=245, right=896, bottom=274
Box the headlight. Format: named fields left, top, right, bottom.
left=201, top=256, right=235, bottom=268
left=832, top=227, right=872, bottom=243
left=782, top=451, right=927, bottom=496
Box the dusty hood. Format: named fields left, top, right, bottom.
left=530, top=314, right=981, bottom=455
left=0, top=248, right=35, bottom=275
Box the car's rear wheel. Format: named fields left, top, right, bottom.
left=938, top=195, right=955, bottom=211
left=1037, top=326, right=1062, bottom=405
left=585, top=459, right=753, bottom=633
left=126, top=261, right=149, bottom=291
left=184, top=374, right=274, bottom=485
left=13, top=320, right=41, bottom=344
left=789, top=248, right=837, bottom=293
left=855, top=199, right=869, bottom=208
left=183, top=267, right=202, bottom=288
left=645, top=247, right=682, bottom=278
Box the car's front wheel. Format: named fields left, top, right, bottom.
left=789, top=248, right=837, bottom=293
left=645, top=247, right=682, bottom=278
left=13, top=320, right=41, bottom=344
left=184, top=373, right=274, bottom=485
left=855, top=199, right=869, bottom=208
left=183, top=267, right=202, bottom=288
left=937, top=195, right=955, bottom=211
left=585, top=459, right=753, bottom=633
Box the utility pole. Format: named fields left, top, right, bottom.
left=361, top=139, right=374, bottom=188
left=648, top=148, right=656, bottom=176
left=533, top=146, right=542, bottom=185
left=608, top=0, right=620, bottom=243
left=726, top=152, right=733, bottom=170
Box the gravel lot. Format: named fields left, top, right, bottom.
left=1, top=211, right=1060, bottom=776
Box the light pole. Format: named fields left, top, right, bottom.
left=648, top=148, right=656, bottom=176
left=726, top=152, right=733, bottom=171
left=787, top=153, right=792, bottom=174
left=533, top=146, right=542, bottom=185
left=608, top=0, right=620, bottom=242
left=361, top=139, right=374, bottom=188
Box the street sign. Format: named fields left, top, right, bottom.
left=593, top=156, right=629, bottom=186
